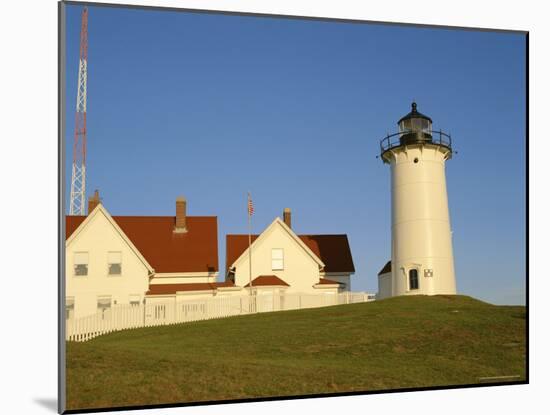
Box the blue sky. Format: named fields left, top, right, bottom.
left=64, top=4, right=526, bottom=305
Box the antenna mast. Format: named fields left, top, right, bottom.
left=69, top=7, right=88, bottom=215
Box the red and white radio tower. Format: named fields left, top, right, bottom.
left=69, top=7, right=88, bottom=215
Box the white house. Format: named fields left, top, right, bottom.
left=65, top=193, right=222, bottom=319
left=65, top=197, right=373, bottom=341
left=225, top=208, right=356, bottom=298
left=65, top=192, right=362, bottom=325
left=377, top=261, right=392, bottom=300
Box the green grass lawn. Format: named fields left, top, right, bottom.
left=66, top=295, right=526, bottom=411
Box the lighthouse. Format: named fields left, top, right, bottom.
left=377, top=102, right=457, bottom=298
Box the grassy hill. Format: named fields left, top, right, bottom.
left=66, top=295, right=526, bottom=411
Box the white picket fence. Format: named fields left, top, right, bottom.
left=66, top=291, right=375, bottom=342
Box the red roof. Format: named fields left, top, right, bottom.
left=146, top=281, right=234, bottom=295
left=244, top=275, right=289, bottom=287
left=318, top=278, right=343, bottom=285
left=66, top=215, right=219, bottom=273
left=226, top=234, right=355, bottom=273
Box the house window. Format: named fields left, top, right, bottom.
left=409, top=269, right=419, bottom=290
left=129, top=295, right=141, bottom=307
left=74, top=252, right=89, bottom=276
left=108, top=251, right=122, bottom=275
left=271, top=248, right=284, bottom=271
left=97, top=297, right=111, bottom=320
left=66, top=297, right=74, bottom=320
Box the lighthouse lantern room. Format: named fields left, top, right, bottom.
left=378, top=102, right=457, bottom=298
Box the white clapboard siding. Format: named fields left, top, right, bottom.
left=66, top=292, right=374, bottom=342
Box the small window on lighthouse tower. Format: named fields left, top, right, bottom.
left=409, top=269, right=419, bottom=290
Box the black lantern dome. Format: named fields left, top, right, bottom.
left=397, top=102, right=433, bottom=145
left=379, top=102, right=453, bottom=161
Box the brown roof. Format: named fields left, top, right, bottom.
left=318, top=278, right=343, bottom=285
left=226, top=234, right=355, bottom=274
left=378, top=260, right=391, bottom=275
left=66, top=215, right=219, bottom=273
left=146, top=281, right=234, bottom=295
left=244, top=275, right=289, bottom=287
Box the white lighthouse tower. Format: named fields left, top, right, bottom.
left=378, top=102, right=456, bottom=298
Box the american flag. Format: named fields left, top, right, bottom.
left=248, top=193, right=254, bottom=216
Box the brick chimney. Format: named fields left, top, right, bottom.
left=283, top=208, right=291, bottom=228
left=87, top=190, right=100, bottom=215
left=174, top=196, right=188, bottom=233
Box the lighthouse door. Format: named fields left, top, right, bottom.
left=408, top=269, right=419, bottom=291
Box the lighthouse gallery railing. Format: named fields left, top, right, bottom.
left=380, top=129, right=452, bottom=154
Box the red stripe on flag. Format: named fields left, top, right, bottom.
left=248, top=197, right=254, bottom=216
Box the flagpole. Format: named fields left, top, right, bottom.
left=248, top=192, right=253, bottom=293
